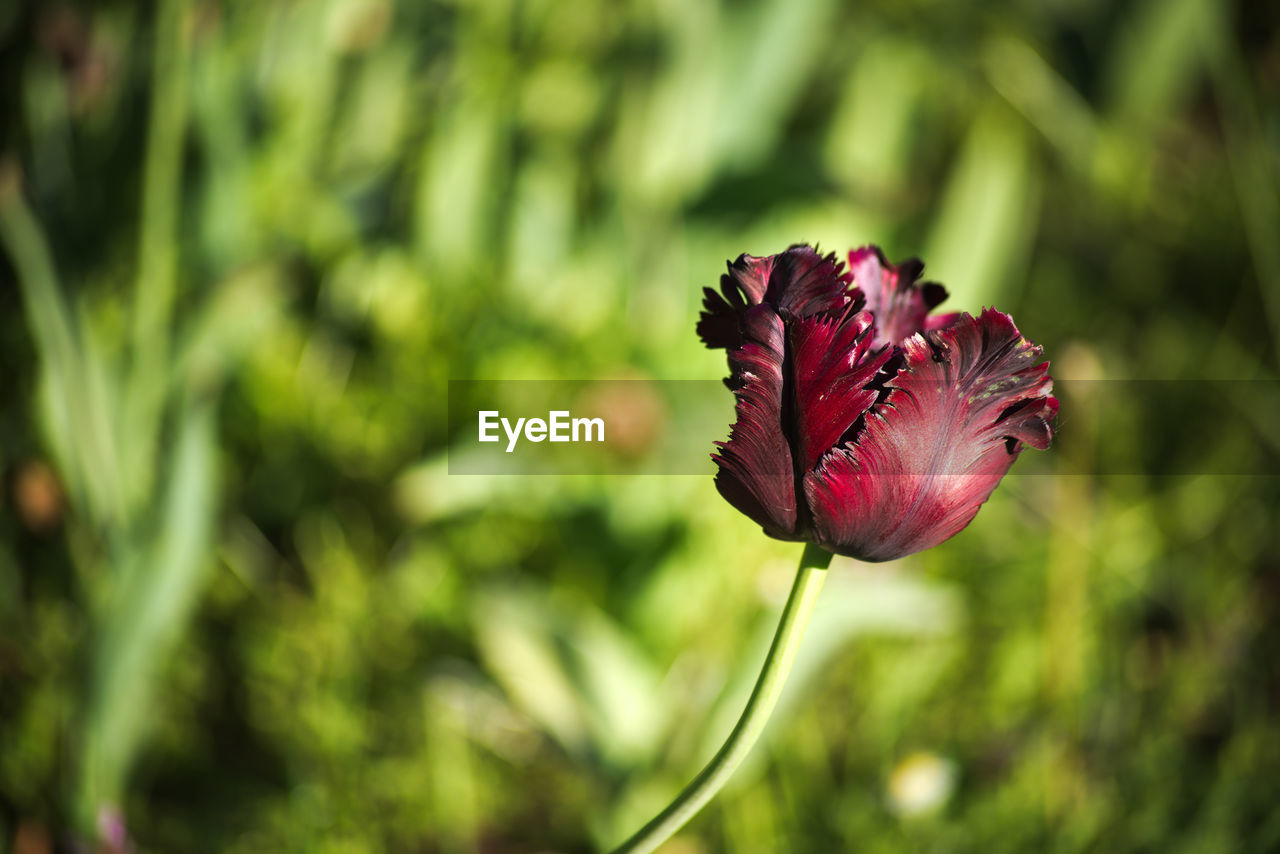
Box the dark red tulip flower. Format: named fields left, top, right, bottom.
left=615, top=253, right=1055, bottom=853
left=698, top=244, right=1057, bottom=562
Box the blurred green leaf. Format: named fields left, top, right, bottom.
left=474, top=584, right=666, bottom=766
left=924, top=107, right=1039, bottom=309
left=80, top=402, right=218, bottom=823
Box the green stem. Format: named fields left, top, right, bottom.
left=612, top=542, right=833, bottom=854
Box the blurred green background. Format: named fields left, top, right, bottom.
left=2, top=0, right=1279, bottom=851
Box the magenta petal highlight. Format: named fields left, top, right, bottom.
left=848, top=246, right=951, bottom=349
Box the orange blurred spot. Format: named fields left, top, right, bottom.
left=14, top=461, right=64, bottom=533
left=12, top=821, right=52, bottom=854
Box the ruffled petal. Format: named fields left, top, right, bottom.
left=767, top=245, right=855, bottom=319
left=788, top=305, right=889, bottom=471
left=712, top=305, right=799, bottom=540
left=696, top=285, right=747, bottom=351
left=697, top=246, right=856, bottom=351
left=804, top=309, right=1056, bottom=561
left=848, top=246, right=955, bottom=348
left=696, top=254, right=775, bottom=350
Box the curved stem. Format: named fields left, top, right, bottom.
left=611, top=542, right=833, bottom=854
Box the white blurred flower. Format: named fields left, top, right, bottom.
left=887, top=751, right=957, bottom=817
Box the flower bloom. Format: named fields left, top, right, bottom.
left=698, top=244, right=1057, bottom=561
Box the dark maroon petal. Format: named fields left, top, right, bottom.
left=697, top=254, right=775, bottom=351
left=696, top=287, right=745, bottom=350
left=698, top=246, right=857, bottom=351
left=848, top=246, right=951, bottom=349
left=766, top=245, right=855, bottom=319
left=712, top=305, right=799, bottom=540
left=788, top=306, right=890, bottom=471
left=727, top=253, right=775, bottom=305
left=804, top=308, right=1056, bottom=561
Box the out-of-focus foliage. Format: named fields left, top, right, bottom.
left=1, top=0, right=1278, bottom=851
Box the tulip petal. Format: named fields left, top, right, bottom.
left=805, top=309, right=1056, bottom=561
left=713, top=305, right=799, bottom=539
left=848, top=246, right=957, bottom=348
left=788, top=306, right=889, bottom=471
left=767, top=245, right=855, bottom=319
left=698, top=246, right=855, bottom=351
left=696, top=254, right=775, bottom=350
